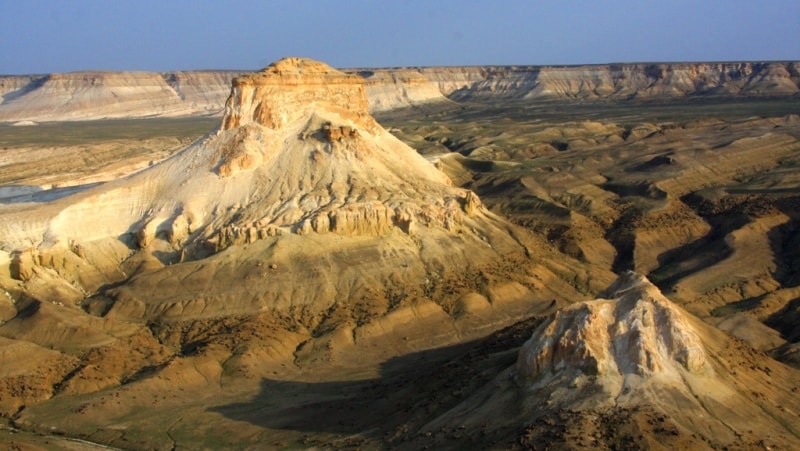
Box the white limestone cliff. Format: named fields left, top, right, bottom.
left=2, top=62, right=797, bottom=122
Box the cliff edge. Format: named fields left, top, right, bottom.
left=1, top=61, right=797, bottom=122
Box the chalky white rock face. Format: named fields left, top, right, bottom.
left=512, top=272, right=727, bottom=420
left=191, top=57, right=480, bottom=248
left=517, top=271, right=708, bottom=384
left=512, top=273, right=778, bottom=434
left=445, top=62, right=800, bottom=100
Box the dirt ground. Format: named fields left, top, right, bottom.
left=2, top=97, right=800, bottom=448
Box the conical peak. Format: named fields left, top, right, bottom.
left=517, top=272, right=708, bottom=383
left=222, top=57, right=369, bottom=130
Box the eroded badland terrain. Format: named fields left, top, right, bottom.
left=1, top=59, right=800, bottom=449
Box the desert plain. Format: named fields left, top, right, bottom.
left=0, top=59, right=799, bottom=449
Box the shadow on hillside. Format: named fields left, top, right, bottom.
left=769, top=196, right=800, bottom=288
left=208, top=316, right=543, bottom=443
left=208, top=342, right=475, bottom=440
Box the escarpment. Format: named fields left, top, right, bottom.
left=0, top=71, right=241, bottom=122
left=2, top=62, right=797, bottom=122
left=444, top=61, right=800, bottom=100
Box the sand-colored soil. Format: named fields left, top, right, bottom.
left=1, top=61, right=799, bottom=448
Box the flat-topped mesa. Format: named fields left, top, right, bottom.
left=221, top=57, right=372, bottom=130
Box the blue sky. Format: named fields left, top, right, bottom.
left=2, top=0, right=798, bottom=74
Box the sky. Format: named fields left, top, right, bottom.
left=2, top=0, right=799, bottom=74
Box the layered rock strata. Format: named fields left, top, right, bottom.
left=447, top=62, right=800, bottom=100
left=2, top=62, right=797, bottom=122
left=0, top=71, right=241, bottom=122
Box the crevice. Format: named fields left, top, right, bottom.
left=165, top=417, right=181, bottom=451
left=161, top=73, right=185, bottom=101
left=604, top=204, right=642, bottom=274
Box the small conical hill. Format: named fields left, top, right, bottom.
left=417, top=272, right=800, bottom=449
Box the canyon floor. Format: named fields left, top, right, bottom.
left=2, top=94, right=800, bottom=449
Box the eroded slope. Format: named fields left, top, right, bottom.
left=0, top=59, right=603, bottom=448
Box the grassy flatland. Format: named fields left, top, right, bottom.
left=378, top=97, right=800, bottom=125
left=0, top=117, right=220, bottom=188
left=0, top=117, right=219, bottom=149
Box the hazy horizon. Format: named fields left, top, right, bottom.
left=2, top=0, right=799, bottom=75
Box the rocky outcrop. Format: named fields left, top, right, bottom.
left=211, top=194, right=477, bottom=250
left=517, top=271, right=707, bottom=382
left=221, top=58, right=373, bottom=130
left=321, top=122, right=359, bottom=142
